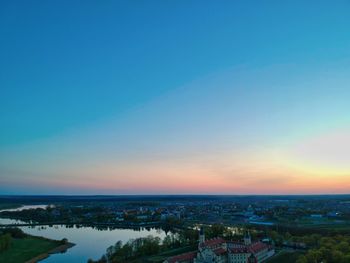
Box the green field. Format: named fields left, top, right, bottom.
left=0, top=236, right=61, bottom=263
left=266, top=250, right=303, bottom=263
left=144, top=246, right=196, bottom=263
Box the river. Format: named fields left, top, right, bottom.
left=0, top=205, right=167, bottom=262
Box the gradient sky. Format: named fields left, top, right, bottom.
left=1, top=1, right=350, bottom=194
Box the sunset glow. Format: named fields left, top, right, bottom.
left=1, top=1, right=350, bottom=194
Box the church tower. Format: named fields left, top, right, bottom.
left=248, top=253, right=257, bottom=263
left=199, top=226, right=205, bottom=244
left=244, top=231, right=251, bottom=245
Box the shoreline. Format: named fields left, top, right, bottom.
left=25, top=242, right=75, bottom=263
left=0, top=220, right=162, bottom=229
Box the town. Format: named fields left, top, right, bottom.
left=1, top=196, right=349, bottom=230
left=1, top=195, right=350, bottom=262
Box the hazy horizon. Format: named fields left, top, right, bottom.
left=1, top=1, right=350, bottom=195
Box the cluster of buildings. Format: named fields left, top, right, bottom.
left=47, top=197, right=346, bottom=226
left=165, top=229, right=274, bottom=263
left=115, top=206, right=183, bottom=222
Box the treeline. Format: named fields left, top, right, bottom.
left=296, top=235, right=350, bottom=263
left=0, top=207, right=51, bottom=222
left=88, top=236, right=162, bottom=263
left=0, top=228, right=27, bottom=253
left=87, top=230, right=198, bottom=263
left=1, top=228, right=27, bottom=238
left=87, top=224, right=252, bottom=263
left=0, top=234, right=11, bottom=252
left=253, top=222, right=350, bottom=237
left=0, top=206, right=113, bottom=224
left=265, top=228, right=350, bottom=262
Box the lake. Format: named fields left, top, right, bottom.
left=0, top=205, right=167, bottom=262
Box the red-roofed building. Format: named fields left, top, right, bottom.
left=213, top=247, right=227, bottom=256
left=164, top=229, right=274, bottom=263
left=164, top=251, right=197, bottom=263
left=199, top=237, right=226, bottom=249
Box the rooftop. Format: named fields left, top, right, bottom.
left=166, top=251, right=197, bottom=263
left=200, top=237, right=226, bottom=248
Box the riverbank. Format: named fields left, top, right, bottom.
left=0, top=215, right=167, bottom=262
left=25, top=242, right=75, bottom=263
left=0, top=234, right=75, bottom=263
left=0, top=203, right=22, bottom=211
left=0, top=220, right=162, bottom=229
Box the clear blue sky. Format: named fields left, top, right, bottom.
left=1, top=1, right=350, bottom=194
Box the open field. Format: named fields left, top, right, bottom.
left=146, top=246, right=196, bottom=263
left=0, top=236, right=63, bottom=263
left=266, top=250, right=303, bottom=263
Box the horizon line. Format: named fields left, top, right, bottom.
left=1, top=194, right=350, bottom=197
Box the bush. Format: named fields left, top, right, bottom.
left=60, top=238, right=68, bottom=244
left=0, top=233, right=12, bottom=252
left=1, top=228, right=26, bottom=238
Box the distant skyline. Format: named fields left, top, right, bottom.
left=1, top=1, right=350, bottom=194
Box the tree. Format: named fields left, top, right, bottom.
left=306, top=249, right=322, bottom=263
left=331, top=250, right=344, bottom=263
left=163, top=235, right=173, bottom=249
left=343, top=254, right=350, bottom=263
left=295, top=255, right=308, bottom=263
left=337, top=241, right=350, bottom=254
left=0, top=234, right=11, bottom=252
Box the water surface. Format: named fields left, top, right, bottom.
left=0, top=206, right=167, bottom=262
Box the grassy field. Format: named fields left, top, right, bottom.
left=145, top=246, right=196, bottom=263
left=0, top=236, right=61, bottom=263
left=266, top=250, right=303, bottom=263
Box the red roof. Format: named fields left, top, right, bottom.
left=200, top=237, right=226, bottom=248
left=248, top=242, right=268, bottom=254
left=229, top=247, right=248, bottom=254
left=167, top=240, right=269, bottom=262
left=228, top=242, right=268, bottom=254
left=213, top=247, right=227, bottom=255
left=166, top=251, right=197, bottom=263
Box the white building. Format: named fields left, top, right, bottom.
left=165, top=229, right=274, bottom=263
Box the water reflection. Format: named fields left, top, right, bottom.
left=0, top=204, right=48, bottom=212
left=0, top=207, right=167, bottom=263
left=29, top=224, right=166, bottom=263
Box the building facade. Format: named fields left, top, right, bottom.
left=164, top=229, right=274, bottom=263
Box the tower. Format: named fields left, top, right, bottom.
left=199, top=226, right=205, bottom=244
left=248, top=253, right=257, bottom=263
left=244, top=231, right=251, bottom=246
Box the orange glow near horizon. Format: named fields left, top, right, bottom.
left=23, top=139, right=350, bottom=195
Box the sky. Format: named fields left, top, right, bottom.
left=1, top=1, right=350, bottom=195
